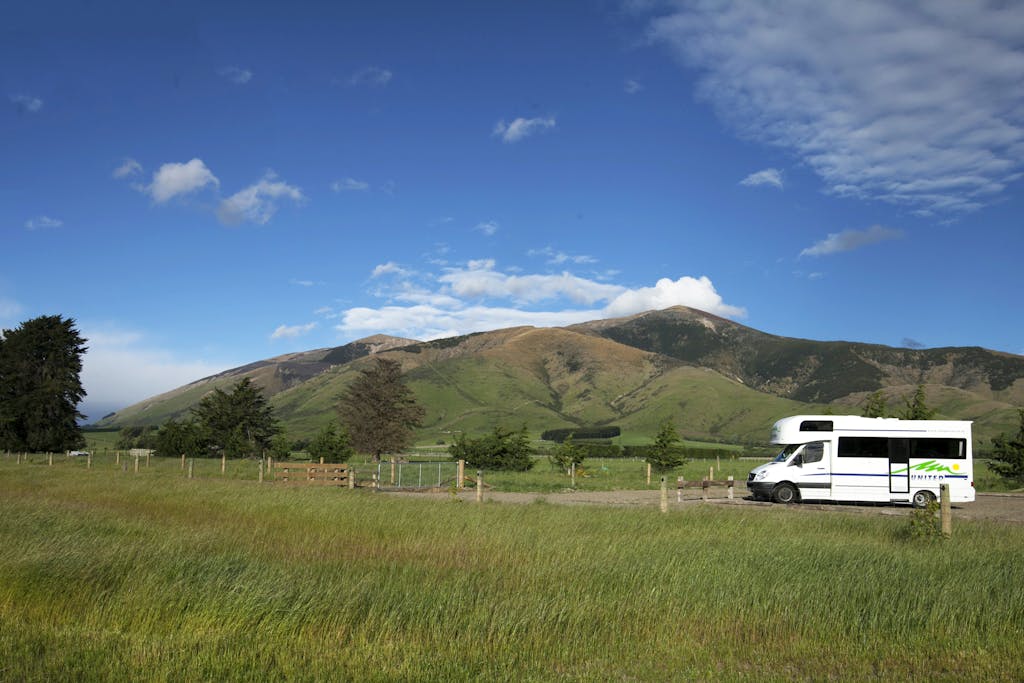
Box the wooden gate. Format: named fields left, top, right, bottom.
left=275, top=462, right=350, bottom=486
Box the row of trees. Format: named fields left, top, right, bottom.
left=861, top=384, right=935, bottom=420
left=133, top=358, right=425, bottom=463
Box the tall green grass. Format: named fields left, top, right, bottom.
left=1, top=459, right=1021, bottom=681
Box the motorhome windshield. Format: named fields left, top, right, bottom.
left=772, top=444, right=801, bottom=463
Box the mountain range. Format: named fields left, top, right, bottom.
left=96, top=306, right=1024, bottom=447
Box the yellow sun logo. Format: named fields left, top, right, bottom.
left=953, top=463, right=960, bottom=471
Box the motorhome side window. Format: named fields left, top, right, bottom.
left=837, top=437, right=888, bottom=458
left=800, top=420, right=833, bottom=432
left=802, top=442, right=824, bottom=464
left=912, top=438, right=966, bottom=460
left=838, top=437, right=967, bottom=460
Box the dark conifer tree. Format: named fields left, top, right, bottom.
left=0, top=315, right=87, bottom=452
left=990, top=409, right=1024, bottom=486
left=337, top=357, right=424, bottom=462
left=191, top=377, right=279, bottom=458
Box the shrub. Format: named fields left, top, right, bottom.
left=449, top=425, right=534, bottom=472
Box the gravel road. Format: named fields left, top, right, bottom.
left=388, top=488, right=1024, bottom=524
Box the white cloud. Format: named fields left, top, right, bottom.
left=474, top=220, right=499, bottom=236
left=270, top=322, right=317, bottom=340
left=218, top=66, right=253, bottom=84
left=349, top=66, right=393, bottom=87
left=528, top=246, right=598, bottom=265
left=24, top=215, right=63, bottom=230
left=624, top=79, right=644, bottom=94
left=740, top=168, right=784, bottom=189
left=79, top=326, right=234, bottom=422
left=113, top=158, right=142, bottom=179
left=216, top=172, right=304, bottom=225
left=646, top=1, right=1024, bottom=213
left=604, top=276, right=746, bottom=318
left=371, top=262, right=412, bottom=278
left=493, top=116, right=557, bottom=143
left=800, top=224, right=904, bottom=257
left=290, top=279, right=315, bottom=287
left=336, top=260, right=744, bottom=340
left=439, top=262, right=623, bottom=306
left=147, top=158, right=219, bottom=203
left=331, top=177, right=370, bottom=192
left=10, top=94, right=43, bottom=113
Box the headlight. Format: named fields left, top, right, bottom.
left=755, top=470, right=769, bottom=481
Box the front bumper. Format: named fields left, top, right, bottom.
left=747, top=481, right=774, bottom=498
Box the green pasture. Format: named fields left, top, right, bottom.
left=1, top=457, right=1022, bottom=681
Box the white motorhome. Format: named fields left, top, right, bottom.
left=747, top=415, right=974, bottom=508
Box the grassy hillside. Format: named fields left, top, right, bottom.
left=95, top=307, right=1024, bottom=448
left=259, top=327, right=822, bottom=445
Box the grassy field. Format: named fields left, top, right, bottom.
left=1, top=456, right=1022, bottom=681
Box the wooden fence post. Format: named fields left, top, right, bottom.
left=727, top=475, right=734, bottom=500
left=16, top=452, right=21, bottom=464
left=221, top=453, right=226, bottom=475
left=87, top=452, right=92, bottom=469
left=116, top=451, right=120, bottom=467
left=48, top=452, right=53, bottom=467
left=268, top=457, right=274, bottom=480
left=570, top=461, right=576, bottom=489
left=188, top=459, right=194, bottom=479
left=390, top=458, right=396, bottom=485
left=349, top=466, right=356, bottom=489
left=677, top=476, right=684, bottom=503
left=457, top=460, right=465, bottom=488
left=258, top=460, right=264, bottom=483
left=134, top=454, right=140, bottom=474
left=146, top=451, right=151, bottom=467
left=660, top=476, right=668, bottom=513
left=701, top=478, right=709, bottom=503
left=476, top=470, right=484, bottom=503
left=940, top=483, right=952, bottom=538
left=646, top=462, right=652, bottom=487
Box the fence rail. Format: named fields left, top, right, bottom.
left=677, top=476, right=737, bottom=502
left=275, top=462, right=350, bottom=486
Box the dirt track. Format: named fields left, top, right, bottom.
left=388, top=488, right=1024, bottom=524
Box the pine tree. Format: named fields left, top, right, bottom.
left=337, top=357, right=425, bottom=462
left=549, top=434, right=586, bottom=473
left=646, top=420, right=687, bottom=473
left=308, top=422, right=355, bottom=463
left=191, top=378, right=279, bottom=458
left=0, top=315, right=87, bottom=452
left=862, top=390, right=888, bottom=418
left=899, top=384, right=935, bottom=420
left=990, top=410, right=1024, bottom=486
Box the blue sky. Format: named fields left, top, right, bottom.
left=3, top=0, right=1023, bottom=422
